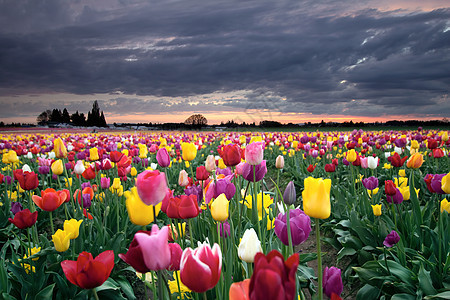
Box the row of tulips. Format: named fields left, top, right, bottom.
left=0, top=128, right=449, bottom=300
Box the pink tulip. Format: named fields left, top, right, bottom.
left=168, top=243, right=183, bottom=271
left=135, top=224, right=171, bottom=271
left=156, top=148, right=170, bottom=168
left=136, top=170, right=168, bottom=205
left=245, top=142, right=264, bottom=165
left=178, top=170, right=189, bottom=187
left=180, top=242, right=222, bottom=293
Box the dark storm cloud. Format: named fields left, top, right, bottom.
left=0, top=0, right=449, bottom=120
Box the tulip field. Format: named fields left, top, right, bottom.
left=0, top=128, right=449, bottom=299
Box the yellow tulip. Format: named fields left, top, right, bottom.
left=441, top=173, right=450, bottom=194
left=441, top=131, right=449, bottom=142
left=383, top=163, right=392, bottom=170
left=111, top=178, right=121, bottom=190
left=441, top=198, right=450, bottom=213
left=64, top=177, right=73, bottom=188
left=130, top=167, right=137, bottom=177
left=398, top=169, right=406, bottom=177
left=410, top=140, right=420, bottom=149
left=371, top=204, right=382, bottom=216
left=394, top=177, right=408, bottom=188
left=346, top=149, right=357, bottom=163
left=52, top=229, right=71, bottom=252
left=125, top=187, right=161, bottom=226
left=89, top=147, right=99, bottom=161
left=51, top=159, right=64, bottom=175
left=25, top=246, right=41, bottom=261
left=367, top=188, right=379, bottom=198
left=398, top=186, right=410, bottom=200
left=218, top=158, right=227, bottom=169
left=211, top=193, right=229, bottom=222
left=181, top=142, right=197, bottom=161
left=406, top=153, right=424, bottom=169
left=302, top=177, right=331, bottom=219
left=53, top=138, right=67, bottom=158
left=63, top=219, right=83, bottom=239
left=138, top=144, right=148, bottom=159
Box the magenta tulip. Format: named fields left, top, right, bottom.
left=134, top=224, right=171, bottom=270
left=136, top=170, right=168, bottom=205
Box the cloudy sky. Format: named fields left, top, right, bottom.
left=0, top=0, right=449, bottom=125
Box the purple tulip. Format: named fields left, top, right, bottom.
left=5, top=176, right=13, bottom=185
left=133, top=156, right=141, bottom=164
left=242, top=161, right=267, bottom=182
left=81, top=182, right=92, bottom=190
left=220, top=221, right=231, bottom=238
left=430, top=174, right=446, bottom=194
left=383, top=230, right=400, bottom=247
left=323, top=266, right=343, bottom=297
left=300, top=135, right=309, bottom=144
left=362, top=176, right=379, bottom=190
left=65, top=162, right=72, bottom=170
left=394, top=138, right=407, bottom=148
left=216, top=167, right=232, bottom=177
left=38, top=166, right=50, bottom=175
left=100, top=177, right=111, bottom=189
left=81, top=193, right=92, bottom=209
left=386, top=188, right=403, bottom=204
left=274, top=209, right=311, bottom=246
left=184, top=184, right=203, bottom=205
left=205, top=175, right=236, bottom=204
left=76, top=152, right=86, bottom=160
left=10, top=202, right=23, bottom=215
left=283, top=181, right=296, bottom=205
left=156, top=148, right=170, bottom=168
left=342, top=157, right=349, bottom=166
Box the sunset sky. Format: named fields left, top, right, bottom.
left=0, top=0, right=449, bottom=125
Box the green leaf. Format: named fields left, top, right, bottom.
left=391, top=294, right=416, bottom=300
left=356, top=284, right=380, bottom=300
left=298, top=253, right=317, bottom=263
left=115, top=277, right=136, bottom=300
left=337, top=247, right=356, bottom=261
left=386, top=260, right=415, bottom=287
left=418, top=264, right=437, bottom=296
left=35, top=283, right=55, bottom=299
left=96, top=278, right=121, bottom=292
left=424, top=291, right=450, bottom=299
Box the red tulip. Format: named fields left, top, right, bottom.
left=229, top=279, right=250, bottom=300
left=136, top=170, right=168, bottom=206
left=218, top=144, right=242, bottom=167
left=427, top=139, right=438, bottom=149
left=180, top=242, right=222, bottom=293
left=109, top=151, right=124, bottom=163
left=324, top=163, right=336, bottom=173
left=32, top=188, right=67, bottom=212
left=82, top=167, right=96, bottom=180
left=307, top=164, right=316, bottom=173
left=119, top=230, right=152, bottom=274
left=249, top=250, right=299, bottom=300
left=8, top=209, right=38, bottom=229
left=163, top=194, right=200, bottom=219
left=117, top=155, right=132, bottom=168
left=61, top=250, right=114, bottom=289
left=384, top=180, right=397, bottom=196
left=168, top=243, right=183, bottom=271
left=196, top=166, right=210, bottom=181
left=388, top=152, right=407, bottom=168
left=432, top=148, right=444, bottom=158
left=13, top=170, right=39, bottom=190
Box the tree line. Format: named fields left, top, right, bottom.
left=36, top=101, right=107, bottom=127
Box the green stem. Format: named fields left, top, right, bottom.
left=92, top=288, right=100, bottom=300
left=383, top=247, right=391, bottom=274
left=188, top=219, right=195, bottom=248
left=49, top=211, right=55, bottom=234
left=315, top=218, right=323, bottom=300
left=286, top=206, right=294, bottom=257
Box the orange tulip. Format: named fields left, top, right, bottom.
left=406, top=153, right=423, bottom=169
left=32, top=188, right=67, bottom=211
left=229, top=279, right=250, bottom=300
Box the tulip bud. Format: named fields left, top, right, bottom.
left=205, top=154, right=216, bottom=172
left=73, top=160, right=85, bottom=175
left=211, top=193, right=229, bottom=222
left=51, top=160, right=64, bottom=176
left=275, top=155, right=284, bottom=169
left=238, top=228, right=262, bottom=263
left=178, top=170, right=189, bottom=187
left=283, top=181, right=296, bottom=205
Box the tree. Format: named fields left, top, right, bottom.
left=184, top=114, right=207, bottom=129
left=87, top=100, right=107, bottom=127
left=71, top=111, right=86, bottom=127
left=36, top=109, right=52, bottom=125
left=50, top=109, right=63, bottom=123
left=62, top=108, right=71, bottom=124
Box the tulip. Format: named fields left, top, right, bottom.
left=119, top=230, right=152, bottom=273
left=136, top=170, right=168, bottom=206
left=73, top=160, right=85, bottom=175
left=109, top=151, right=124, bottom=163
left=205, top=154, right=217, bottom=172
left=180, top=242, right=222, bottom=293
left=51, top=159, right=64, bottom=175
left=211, top=193, right=229, bottom=222
left=204, top=174, right=236, bottom=204
left=302, top=177, right=331, bottom=219
left=181, top=142, right=197, bottom=161
left=135, top=224, right=171, bottom=270
left=430, top=174, right=446, bottom=194
left=323, top=267, right=343, bottom=297
left=441, top=198, right=450, bottom=213
left=346, top=149, right=357, bottom=163
left=163, top=194, right=200, bottom=219
left=386, top=188, right=403, bottom=204
left=10, top=202, right=23, bottom=215
left=432, top=148, right=444, bottom=158
left=406, top=153, right=423, bottom=169
left=229, top=279, right=250, bottom=300
left=325, top=163, right=336, bottom=172
left=275, top=155, right=285, bottom=169
left=52, top=229, right=71, bottom=252
left=249, top=250, right=299, bottom=300
left=218, top=144, right=242, bottom=167
left=367, top=156, right=378, bottom=169
left=100, top=177, right=111, bottom=189
left=383, top=230, right=400, bottom=247
left=89, top=147, right=99, bottom=161
left=441, top=173, right=450, bottom=194
left=168, top=243, right=183, bottom=271
left=178, top=170, right=190, bottom=187
left=245, top=142, right=264, bottom=165
left=8, top=209, right=38, bottom=229
left=53, top=137, right=67, bottom=158
left=242, top=161, right=267, bottom=182
left=32, top=188, right=67, bottom=212
left=101, top=158, right=113, bottom=170
left=61, top=250, right=114, bottom=289
left=371, top=204, right=382, bottom=216
left=274, top=209, right=311, bottom=246
left=14, top=170, right=39, bottom=191
left=283, top=181, right=296, bottom=205
left=63, top=219, right=83, bottom=239
left=388, top=152, right=408, bottom=168
left=411, top=140, right=420, bottom=149
left=196, top=166, right=210, bottom=181
left=362, top=177, right=378, bottom=191
left=156, top=147, right=171, bottom=168
left=82, top=166, right=96, bottom=180
left=238, top=228, right=262, bottom=263
left=220, top=221, right=231, bottom=238
left=384, top=180, right=397, bottom=196
left=307, top=164, right=316, bottom=173
left=125, top=187, right=162, bottom=226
